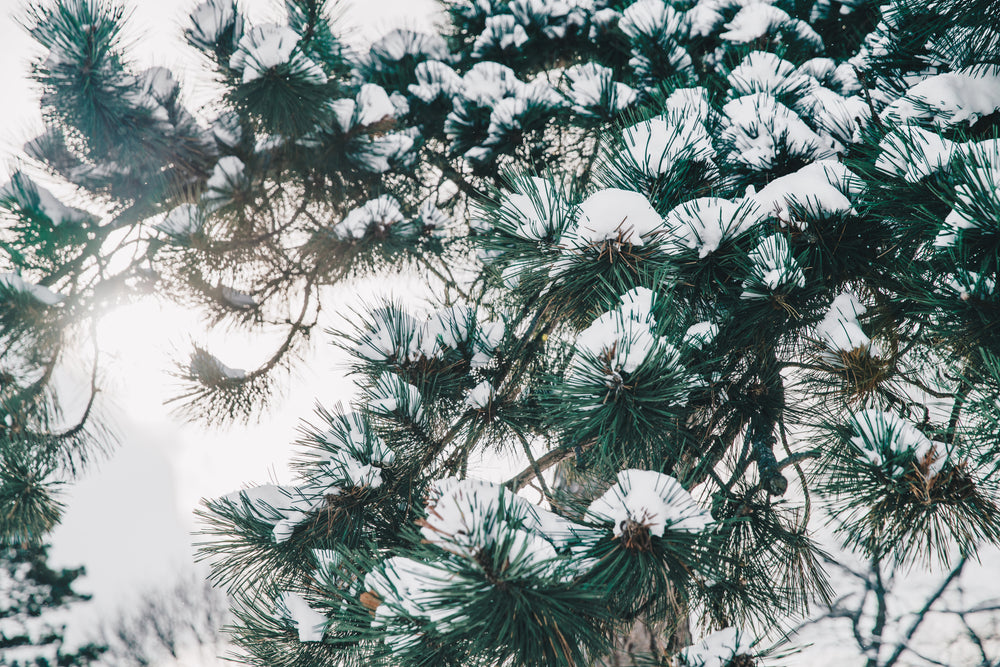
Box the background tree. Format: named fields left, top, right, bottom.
left=0, top=544, right=105, bottom=667
left=4, top=0, right=1000, bottom=665
left=793, top=549, right=1000, bottom=666
left=92, top=569, right=230, bottom=667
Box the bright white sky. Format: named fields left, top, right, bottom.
left=0, top=0, right=439, bottom=639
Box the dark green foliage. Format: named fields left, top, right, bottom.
left=0, top=545, right=105, bottom=667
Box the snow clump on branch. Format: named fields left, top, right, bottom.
left=229, top=24, right=326, bottom=84
left=587, top=469, right=712, bottom=538
left=848, top=410, right=948, bottom=478
left=680, top=627, right=756, bottom=667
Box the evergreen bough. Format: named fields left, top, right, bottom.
left=3, top=0, right=1000, bottom=664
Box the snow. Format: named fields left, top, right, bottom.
left=722, top=93, right=837, bottom=169
left=192, top=349, right=247, bottom=381
left=874, top=127, right=955, bottom=182
left=720, top=4, right=790, bottom=43
left=574, top=311, right=662, bottom=376
left=216, top=416, right=394, bottom=546
left=885, top=65, right=1000, bottom=127
left=219, top=286, right=257, bottom=309
left=569, top=290, right=688, bottom=390
left=355, top=306, right=419, bottom=363
left=623, top=112, right=715, bottom=176
left=799, top=85, right=869, bottom=143
left=187, top=0, right=241, bottom=49
left=686, top=2, right=725, bottom=38
left=332, top=195, right=405, bottom=240
left=418, top=201, right=451, bottom=237
left=156, top=203, right=203, bottom=237
left=140, top=66, right=179, bottom=102
left=354, top=131, right=417, bottom=173
left=458, top=62, right=525, bottom=107
left=683, top=321, right=719, bottom=349
left=482, top=81, right=561, bottom=147
left=204, top=156, right=246, bottom=209
left=727, top=51, right=811, bottom=99
left=270, top=492, right=331, bottom=543
left=721, top=4, right=822, bottom=50
left=330, top=99, right=355, bottom=133
left=741, top=234, right=805, bottom=298
left=935, top=139, right=1000, bottom=245
left=364, top=556, right=454, bottom=638
left=408, top=60, right=463, bottom=103
left=230, top=24, right=326, bottom=85
left=937, top=206, right=978, bottom=248
left=587, top=469, right=712, bottom=538
left=509, top=0, right=590, bottom=36
left=945, top=271, right=997, bottom=300
left=411, top=305, right=504, bottom=367
left=333, top=84, right=398, bottom=132
left=464, top=380, right=494, bottom=409
left=357, top=303, right=502, bottom=369
left=217, top=483, right=333, bottom=544
left=798, top=57, right=837, bottom=83
left=280, top=592, right=326, bottom=642
left=389, top=91, right=410, bottom=116
left=476, top=319, right=505, bottom=366
left=681, top=627, right=754, bottom=667
left=473, top=15, right=529, bottom=56
left=419, top=478, right=563, bottom=569
left=312, top=549, right=340, bottom=577
left=211, top=112, right=241, bottom=147
left=751, top=160, right=861, bottom=227
left=563, top=63, right=636, bottom=115
left=497, top=176, right=568, bottom=240
left=662, top=197, right=762, bottom=257
left=566, top=189, right=664, bottom=247
left=355, top=84, right=397, bottom=126
left=0, top=272, right=65, bottom=306
left=255, top=134, right=285, bottom=153
left=370, top=373, right=425, bottom=423
left=849, top=410, right=947, bottom=477
left=620, top=0, right=683, bottom=40
left=0, top=173, right=90, bottom=226
left=315, top=413, right=395, bottom=490
left=618, top=286, right=656, bottom=323
left=665, top=86, right=712, bottom=123
left=487, top=96, right=528, bottom=138
left=815, top=292, right=868, bottom=352
left=370, top=28, right=449, bottom=65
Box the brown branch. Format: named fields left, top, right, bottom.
left=883, top=557, right=967, bottom=667
left=505, top=447, right=574, bottom=492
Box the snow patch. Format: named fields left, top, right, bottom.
left=885, top=65, right=1000, bottom=127
left=815, top=292, right=868, bottom=352
left=280, top=592, right=326, bottom=642
left=0, top=273, right=65, bottom=306
left=741, top=234, right=805, bottom=299
left=662, top=197, right=762, bottom=257
left=751, top=160, right=861, bottom=227
left=587, top=469, right=712, bottom=537
left=681, top=627, right=754, bottom=667
left=156, top=203, right=203, bottom=237
left=849, top=410, right=947, bottom=477
left=566, top=189, right=664, bottom=248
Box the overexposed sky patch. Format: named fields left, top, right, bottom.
left=0, top=0, right=438, bottom=640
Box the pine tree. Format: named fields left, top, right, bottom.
left=0, top=544, right=105, bottom=667
left=5, top=0, right=1000, bottom=665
